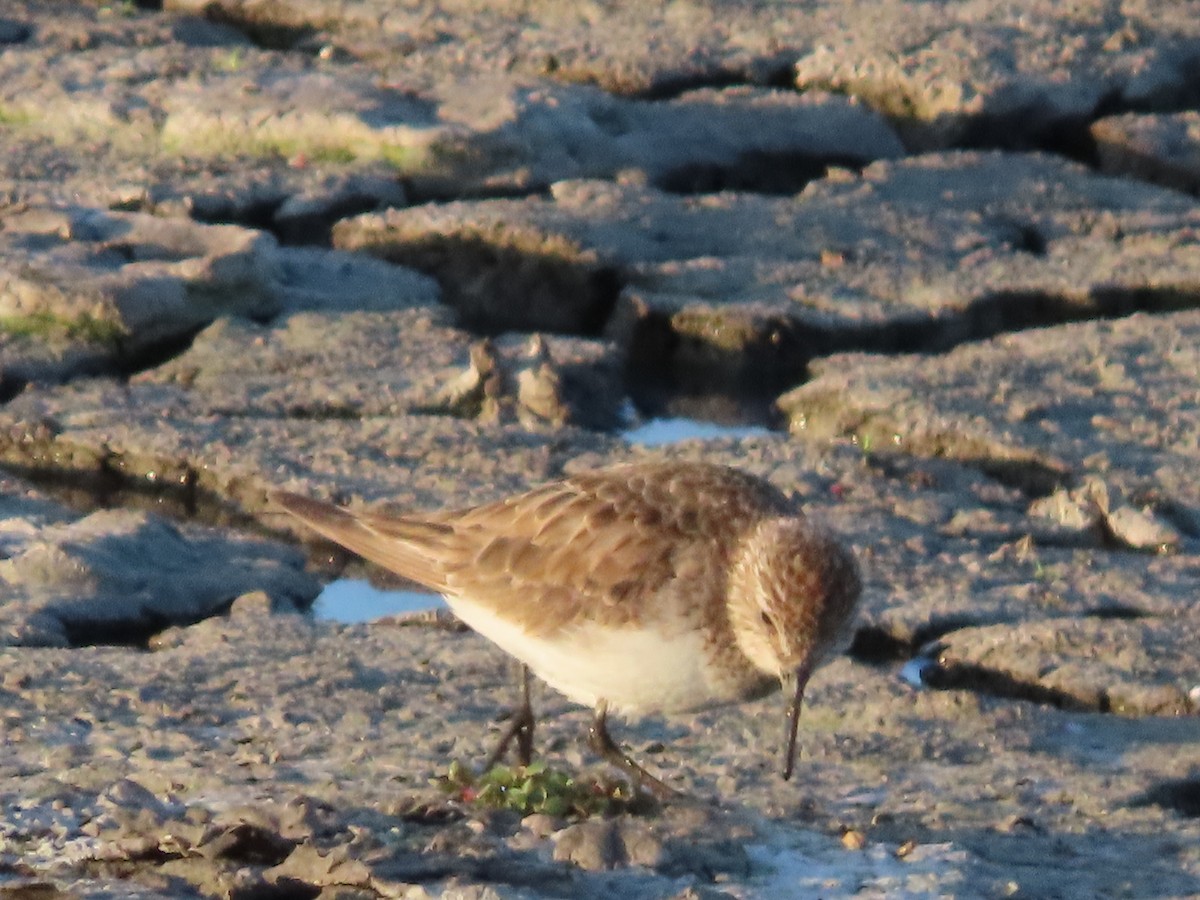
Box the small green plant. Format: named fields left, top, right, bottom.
left=97, top=0, right=137, bottom=17
left=0, top=104, right=34, bottom=127
left=380, top=143, right=431, bottom=171
left=216, top=47, right=245, bottom=73
left=436, top=760, right=650, bottom=818
left=0, top=311, right=125, bottom=346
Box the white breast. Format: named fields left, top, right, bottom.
left=447, top=598, right=723, bottom=716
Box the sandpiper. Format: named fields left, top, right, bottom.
left=275, top=461, right=861, bottom=797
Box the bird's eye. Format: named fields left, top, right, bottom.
left=760, top=610, right=777, bottom=633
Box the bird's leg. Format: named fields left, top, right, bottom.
left=513, top=665, right=535, bottom=766
left=587, top=701, right=680, bottom=801
left=482, top=664, right=536, bottom=772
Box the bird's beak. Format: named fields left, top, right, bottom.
left=781, top=664, right=812, bottom=781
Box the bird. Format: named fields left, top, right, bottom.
left=274, top=460, right=862, bottom=798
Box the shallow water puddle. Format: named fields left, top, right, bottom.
left=623, top=416, right=773, bottom=446
left=312, top=578, right=446, bottom=623
left=899, top=655, right=936, bottom=688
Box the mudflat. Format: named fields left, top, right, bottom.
left=0, top=2, right=1198, bottom=898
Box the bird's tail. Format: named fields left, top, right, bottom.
left=273, top=491, right=455, bottom=591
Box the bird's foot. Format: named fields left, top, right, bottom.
left=481, top=701, right=536, bottom=772
left=587, top=705, right=685, bottom=803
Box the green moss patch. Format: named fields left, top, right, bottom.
left=436, top=760, right=653, bottom=818
left=0, top=311, right=125, bottom=346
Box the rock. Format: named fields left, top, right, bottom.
left=1027, top=480, right=1182, bottom=551
left=0, top=5, right=907, bottom=198
left=0, top=203, right=280, bottom=357
left=133, top=308, right=626, bottom=430
left=230, top=589, right=291, bottom=618
left=265, top=842, right=373, bottom=889
left=1026, top=486, right=1105, bottom=546
left=1104, top=505, right=1183, bottom=552
left=791, top=7, right=1200, bottom=150
left=0, top=491, right=319, bottom=646
left=97, top=778, right=176, bottom=825
left=157, top=69, right=448, bottom=177
left=0, top=0, right=1198, bottom=212
left=519, top=813, right=560, bottom=839
left=0, top=371, right=626, bottom=521
left=336, top=154, right=1200, bottom=390
left=411, top=81, right=904, bottom=196
left=273, top=246, right=440, bottom=314
left=156, top=0, right=1200, bottom=142
left=780, top=309, right=1200, bottom=517
left=137, top=308, right=467, bottom=417
left=551, top=819, right=669, bottom=872
left=0, top=329, right=116, bottom=391
left=155, top=858, right=268, bottom=899
left=1093, top=111, right=1200, bottom=194
left=616, top=821, right=668, bottom=869
left=552, top=820, right=621, bottom=871
left=271, top=175, right=409, bottom=245
left=926, top=614, right=1200, bottom=715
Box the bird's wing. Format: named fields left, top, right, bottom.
left=429, top=479, right=684, bottom=634
left=274, top=480, right=688, bottom=636
left=274, top=463, right=791, bottom=637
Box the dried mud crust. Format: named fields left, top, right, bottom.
left=0, top=1, right=1198, bottom=897
left=332, top=156, right=1200, bottom=388
left=1, top=611, right=1197, bottom=899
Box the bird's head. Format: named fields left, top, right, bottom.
left=727, top=516, right=862, bottom=778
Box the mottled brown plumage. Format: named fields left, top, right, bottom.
left=275, top=461, right=861, bottom=796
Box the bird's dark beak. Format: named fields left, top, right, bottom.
left=781, top=665, right=811, bottom=781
